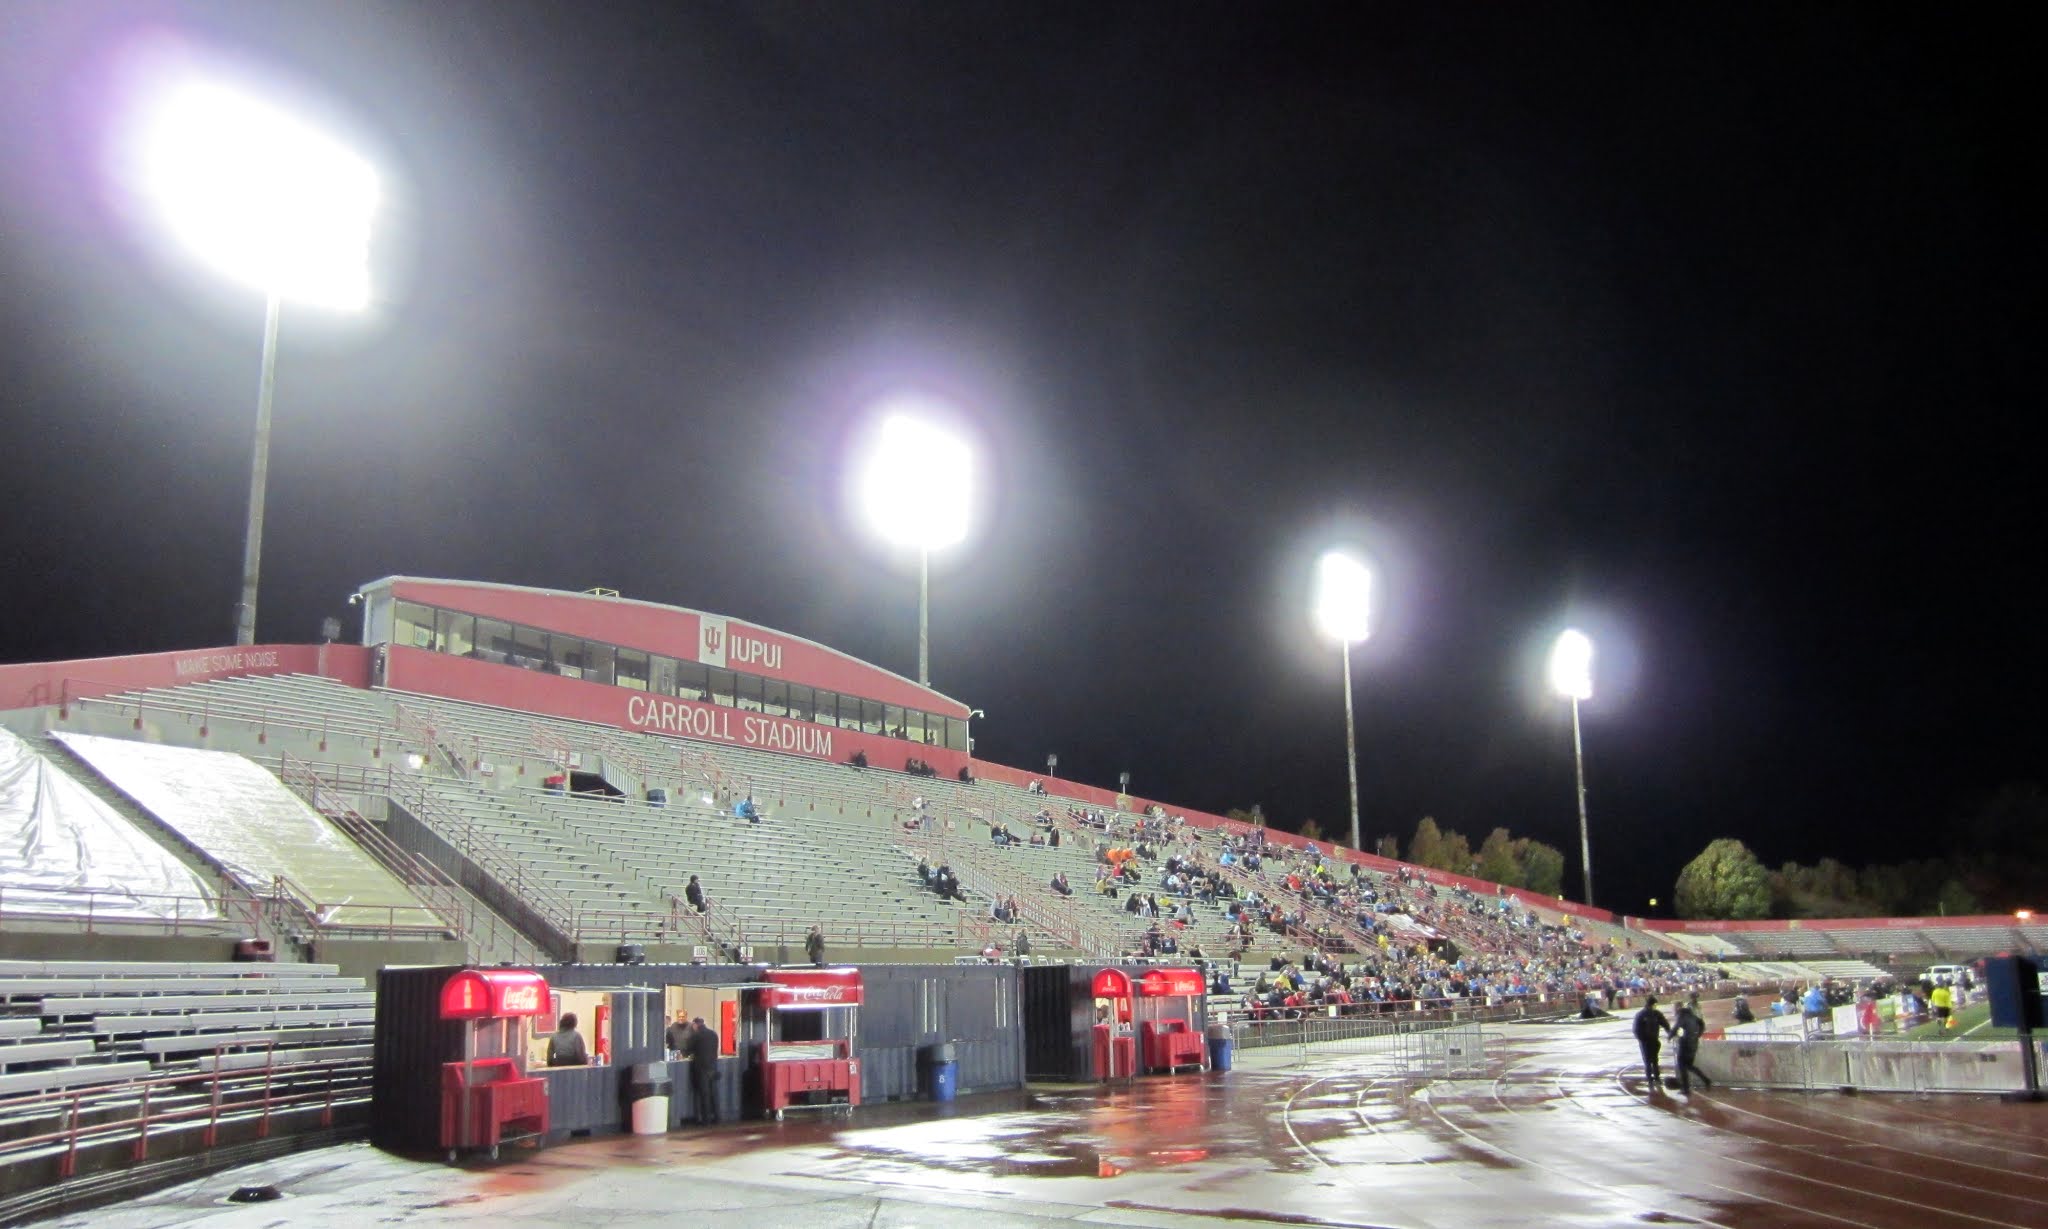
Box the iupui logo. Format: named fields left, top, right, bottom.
left=698, top=616, right=728, bottom=667
left=498, top=985, right=542, bottom=1014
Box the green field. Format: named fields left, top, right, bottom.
left=1896, top=1001, right=2020, bottom=1042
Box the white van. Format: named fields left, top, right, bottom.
left=1924, top=964, right=1966, bottom=985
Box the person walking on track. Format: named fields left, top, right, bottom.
left=1672, top=996, right=1712, bottom=1094
left=1634, top=995, right=1672, bottom=1092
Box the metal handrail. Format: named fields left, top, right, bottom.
left=0, top=1047, right=371, bottom=1180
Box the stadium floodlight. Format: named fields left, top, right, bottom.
left=1312, top=551, right=1374, bottom=855
left=855, top=411, right=974, bottom=687
left=1549, top=628, right=1597, bottom=905
left=135, top=78, right=379, bottom=645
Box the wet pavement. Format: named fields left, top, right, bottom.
left=50, top=1019, right=2048, bottom=1228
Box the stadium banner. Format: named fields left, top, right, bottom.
left=0, top=642, right=369, bottom=712
left=384, top=645, right=969, bottom=775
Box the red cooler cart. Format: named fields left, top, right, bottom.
left=438, top=969, right=552, bottom=1161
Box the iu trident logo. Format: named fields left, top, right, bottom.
left=704, top=626, right=723, bottom=653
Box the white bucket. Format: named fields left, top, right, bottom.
left=630, top=1095, right=669, bottom=1135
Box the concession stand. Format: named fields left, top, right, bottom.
left=663, top=967, right=863, bottom=1119
left=436, top=969, right=551, bottom=1161
left=1019, top=964, right=1209, bottom=1082
left=1134, top=967, right=1208, bottom=1073
left=756, top=967, right=863, bottom=1119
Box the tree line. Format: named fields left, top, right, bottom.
left=1225, top=808, right=1567, bottom=897
left=1673, top=782, right=2044, bottom=920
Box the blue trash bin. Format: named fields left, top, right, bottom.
left=925, top=1043, right=959, bottom=1102
left=1207, top=1026, right=1234, bottom=1072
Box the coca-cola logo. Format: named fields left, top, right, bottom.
left=499, top=985, right=541, bottom=1014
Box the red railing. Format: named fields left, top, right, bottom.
left=0, top=1047, right=369, bottom=1182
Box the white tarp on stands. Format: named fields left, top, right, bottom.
left=50, top=731, right=430, bottom=930
left=0, top=726, right=218, bottom=920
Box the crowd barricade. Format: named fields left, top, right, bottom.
left=1700, top=1035, right=2048, bottom=1094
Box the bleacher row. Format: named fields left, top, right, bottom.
left=0, top=959, right=373, bottom=1199
left=42, top=672, right=2048, bottom=968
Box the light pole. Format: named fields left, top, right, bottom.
left=136, top=80, right=379, bottom=644
left=1312, top=551, right=1373, bottom=853
left=1549, top=628, right=1596, bottom=906
left=855, top=411, right=973, bottom=686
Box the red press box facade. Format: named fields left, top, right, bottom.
left=359, top=577, right=976, bottom=778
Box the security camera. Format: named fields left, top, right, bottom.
left=347, top=592, right=365, bottom=605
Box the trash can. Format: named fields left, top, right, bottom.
left=626, top=1062, right=673, bottom=1135
left=1206, top=1023, right=1234, bottom=1073
left=923, top=1043, right=958, bottom=1102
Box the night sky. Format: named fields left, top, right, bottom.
left=1, top=2, right=2037, bottom=914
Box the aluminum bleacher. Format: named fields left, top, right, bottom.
left=0, top=960, right=372, bottom=1218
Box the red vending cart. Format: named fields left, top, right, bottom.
left=1136, top=968, right=1208, bottom=1072
left=438, top=969, right=552, bottom=1161
left=757, top=967, right=863, bottom=1120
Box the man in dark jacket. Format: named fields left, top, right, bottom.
left=1671, top=996, right=1712, bottom=1094
left=1633, top=996, right=1671, bottom=1091
left=805, top=925, right=826, bottom=966
left=687, top=1016, right=721, bottom=1124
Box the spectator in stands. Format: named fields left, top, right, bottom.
left=685, top=875, right=708, bottom=913
left=546, top=1013, right=589, bottom=1067
left=959, top=766, right=973, bottom=783
left=848, top=750, right=868, bottom=770
left=687, top=1016, right=721, bottom=1124
left=1027, top=778, right=1046, bottom=795
left=1731, top=994, right=1755, bottom=1024
left=1051, top=871, right=1072, bottom=896
left=806, top=924, right=826, bottom=966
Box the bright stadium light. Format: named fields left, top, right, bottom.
left=1549, top=628, right=1597, bottom=905
left=1549, top=628, right=1594, bottom=701
left=1312, top=550, right=1374, bottom=854
left=1313, top=551, right=1374, bottom=643
left=855, top=410, right=974, bottom=687
left=137, top=81, right=378, bottom=310
left=132, top=76, right=380, bottom=645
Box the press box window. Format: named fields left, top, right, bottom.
left=615, top=649, right=648, bottom=691
left=395, top=601, right=435, bottom=649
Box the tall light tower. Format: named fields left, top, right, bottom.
left=1549, top=628, right=1596, bottom=906
left=856, top=412, right=973, bottom=687
left=1312, top=551, right=1374, bottom=853
left=134, top=79, right=380, bottom=645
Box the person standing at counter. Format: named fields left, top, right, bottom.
left=665, top=1010, right=694, bottom=1057
left=546, top=1013, right=589, bottom=1067
left=686, top=1016, right=721, bottom=1124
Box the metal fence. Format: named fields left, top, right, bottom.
left=1704, top=1035, right=2048, bottom=1095
left=1228, top=1003, right=1533, bottom=1072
